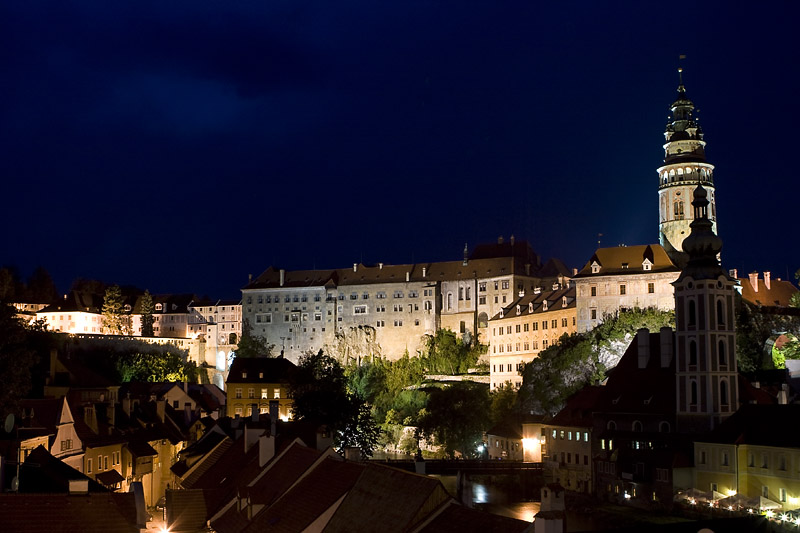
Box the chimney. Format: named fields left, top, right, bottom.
left=279, top=269, right=285, bottom=287
left=378, top=263, right=383, bottom=270
left=572, top=268, right=578, bottom=276
left=353, top=263, right=358, bottom=272
left=156, top=399, right=165, bottom=423
left=510, top=235, right=515, bottom=246
left=184, top=381, right=188, bottom=394
left=123, top=394, right=131, bottom=417
left=729, top=268, right=738, bottom=279
left=251, top=404, right=259, bottom=422
left=463, top=243, right=468, bottom=266
left=637, top=328, right=650, bottom=369
left=405, top=272, right=410, bottom=282
left=518, top=289, right=525, bottom=298
left=497, top=236, right=504, bottom=244
left=259, top=434, right=275, bottom=467
left=184, top=404, right=192, bottom=426
left=764, top=271, right=771, bottom=290
left=749, top=272, right=758, bottom=292
left=525, top=263, right=531, bottom=276
left=248, top=273, right=253, bottom=284
left=660, top=327, right=674, bottom=368
left=778, top=384, right=789, bottom=405
left=269, top=400, right=279, bottom=437
left=422, top=267, right=427, bottom=278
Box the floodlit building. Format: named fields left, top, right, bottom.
left=573, top=244, right=679, bottom=333
left=225, top=357, right=296, bottom=419
left=487, top=286, right=576, bottom=390
left=242, top=239, right=570, bottom=363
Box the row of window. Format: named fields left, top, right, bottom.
left=87, top=451, right=120, bottom=474
left=492, top=363, right=524, bottom=373
left=588, top=283, right=655, bottom=297
left=234, top=387, right=282, bottom=399
left=493, top=339, right=549, bottom=354
left=494, top=317, right=573, bottom=336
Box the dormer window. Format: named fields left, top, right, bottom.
left=242, top=372, right=247, bottom=379
left=591, top=261, right=601, bottom=274
left=499, top=309, right=504, bottom=318
left=155, top=303, right=163, bottom=311
left=516, top=305, right=521, bottom=314
left=562, top=296, right=567, bottom=307
left=528, top=302, right=534, bottom=313
left=542, top=300, right=548, bottom=311
left=621, top=263, right=629, bottom=269
left=123, top=304, right=131, bottom=312
left=642, top=259, right=653, bottom=271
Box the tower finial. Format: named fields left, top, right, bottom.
left=677, top=54, right=686, bottom=86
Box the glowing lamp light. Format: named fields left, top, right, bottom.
left=747, top=508, right=753, bottom=514
left=765, top=510, right=774, bottom=518
left=794, top=517, right=800, bottom=526
left=727, top=489, right=736, bottom=497
left=522, top=438, right=536, bottom=450
left=624, top=492, right=631, bottom=500
left=727, top=505, right=733, bottom=511
left=780, top=513, right=789, bottom=522
left=689, top=498, right=697, bottom=505
left=477, top=444, right=485, bottom=453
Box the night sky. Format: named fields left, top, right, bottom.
left=3, top=2, right=799, bottom=299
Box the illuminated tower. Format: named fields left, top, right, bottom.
left=657, top=68, right=717, bottom=258
left=673, top=185, right=736, bottom=433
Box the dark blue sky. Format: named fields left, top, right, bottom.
left=2, top=2, right=799, bottom=299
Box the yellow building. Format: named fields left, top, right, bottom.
left=226, top=357, right=296, bottom=420
left=694, top=404, right=800, bottom=510
left=487, top=286, right=576, bottom=389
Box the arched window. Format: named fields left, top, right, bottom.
left=717, top=299, right=725, bottom=326
left=720, top=379, right=729, bottom=407
left=674, top=199, right=685, bottom=219
left=718, top=340, right=727, bottom=366
left=689, top=340, right=697, bottom=367
left=607, top=421, right=617, bottom=431
left=688, top=299, right=696, bottom=327
left=690, top=380, right=698, bottom=406
left=478, top=312, right=488, bottom=328
left=659, top=421, right=671, bottom=433
left=632, top=421, right=643, bottom=432
left=447, top=292, right=453, bottom=311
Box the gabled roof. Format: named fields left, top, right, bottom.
left=323, top=464, right=451, bottom=532
left=573, top=244, right=679, bottom=278
left=243, top=455, right=364, bottom=532
left=738, top=275, right=799, bottom=308
left=550, top=385, right=605, bottom=429
left=490, top=286, right=575, bottom=321
left=19, top=445, right=106, bottom=493
left=167, top=489, right=217, bottom=533
left=227, top=357, right=296, bottom=384
left=38, top=291, right=103, bottom=314
left=596, top=331, right=676, bottom=417
left=19, top=397, right=74, bottom=433
left=486, top=420, right=522, bottom=440
left=411, top=500, right=533, bottom=532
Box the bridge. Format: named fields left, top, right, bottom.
left=370, top=459, right=544, bottom=476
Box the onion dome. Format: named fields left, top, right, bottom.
left=678, top=185, right=726, bottom=281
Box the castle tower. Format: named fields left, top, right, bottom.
left=658, top=68, right=717, bottom=259
left=673, top=185, right=736, bottom=434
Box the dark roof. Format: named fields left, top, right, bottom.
left=574, top=244, right=679, bottom=278
left=227, top=357, right=297, bottom=384
left=487, top=420, right=522, bottom=440
left=19, top=445, right=106, bottom=493
left=596, top=331, right=676, bottom=416
left=702, top=404, right=800, bottom=448
left=243, top=456, right=364, bottom=532
left=167, top=489, right=216, bottom=533
left=550, top=386, right=605, bottom=428
left=96, top=469, right=125, bottom=486
left=323, top=464, right=451, bottom=532
left=414, top=500, right=533, bottom=532
left=0, top=492, right=139, bottom=533
left=38, top=291, right=103, bottom=314
left=490, top=286, right=575, bottom=321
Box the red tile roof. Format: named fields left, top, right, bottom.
left=0, top=492, right=140, bottom=533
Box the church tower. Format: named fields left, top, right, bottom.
left=657, top=68, right=717, bottom=259
left=673, top=185, right=736, bottom=434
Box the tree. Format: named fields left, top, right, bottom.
left=102, top=285, right=126, bottom=335
left=116, top=351, right=195, bottom=382
left=0, top=267, right=19, bottom=302
left=791, top=269, right=800, bottom=308
left=489, top=384, right=518, bottom=426
left=140, top=290, right=155, bottom=337
left=417, top=382, right=490, bottom=458
left=291, top=350, right=380, bottom=457
left=27, top=266, right=58, bottom=303
left=422, top=329, right=486, bottom=375
left=234, top=319, right=273, bottom=358
left=70, top=278, right=107, bottom=295
left=518, top=308, right=675, bottom=416
left=0, top=304, right=38, bottom=416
